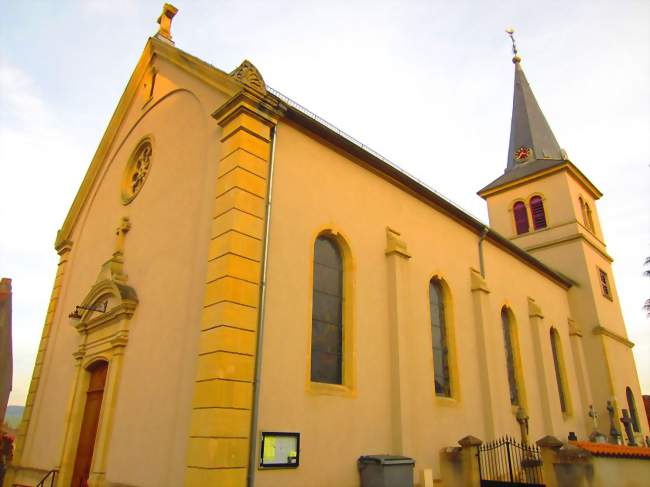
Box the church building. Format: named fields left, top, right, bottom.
left=5, top=4, right=648, bottom=487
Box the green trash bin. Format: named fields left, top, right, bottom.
left=358, top=455, right=415, bottom=487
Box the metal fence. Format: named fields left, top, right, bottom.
left=477, top=436, right=544, bottom=486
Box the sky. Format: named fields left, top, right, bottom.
left=1, top=0, right=648, bottom=407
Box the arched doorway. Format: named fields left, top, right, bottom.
left=71, top=361, right=108, bottom=487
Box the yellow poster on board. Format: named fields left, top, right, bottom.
left=263, top=436, right=276, bottom=461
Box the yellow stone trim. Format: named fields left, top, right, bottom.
left=214, top=188, right=265, bottom=220
left=592, top=325, right=634, bottom=348
left=523, top=231, right=612, bottom=263
left=187, top=88, right=280, bottom=486
left=190, top=408, right=252, bottom=438
left=211, top=210, right=264, bottom=241
left=187, top=437, right=249, bottom=469
left=385, top=227, right=411, bottom=258
left=199, top=326, right=256, bottom=356
left=208, top=231, right=262, bottom=263
left=478, top=161, right=602, bottom=199
left=201, top=301, right=259, bottom=332
left=192, top=379, right=253, bottom=409
left=185, top=467, right=247, bottom=486
left=469, top=268, right=490, bottom=293
left=217, top=150, right=269, bottom=180
left=568, top=318, right=582, bottom=337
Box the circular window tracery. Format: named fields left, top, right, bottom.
left=121, top=139, right=152, bottom=205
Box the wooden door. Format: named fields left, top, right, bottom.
left=71, top=361, right=108, bottom=487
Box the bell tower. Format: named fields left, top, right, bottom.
left=478, top=31, right=648, bottom=440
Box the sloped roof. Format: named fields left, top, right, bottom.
left=573, top=441, right=650, bottom=459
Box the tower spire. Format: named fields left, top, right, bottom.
left=504, top=29, right=563, bottom=170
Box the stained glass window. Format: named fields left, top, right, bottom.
left=311, top=236, right=343, bottom=384
left=550, top=328, right=567, bottom=412
left=501, top=309, right=519, bottom=406
left=429, top=280, right=450, bottom=396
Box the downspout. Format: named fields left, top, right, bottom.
left=478, top=226, right=489, bottom=278
left=247, top=125, right=277, bottom=487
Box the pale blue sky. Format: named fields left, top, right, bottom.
left=1, top=0, right=648, bottom=406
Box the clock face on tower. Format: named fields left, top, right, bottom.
left=514, top=146, right=531, bottom=162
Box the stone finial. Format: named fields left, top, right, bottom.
left=230, top=60, right=266, bottom=95
left=458, top=435, right=483, bottom=447
left=156, top=3, right=178, bottom=43
left=536, top=435, right=563, bottom=449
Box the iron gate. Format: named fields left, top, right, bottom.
left=477, top=436, right=544, bottom=487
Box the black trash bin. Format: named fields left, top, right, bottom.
left=358, top=455, right=415, bottom=487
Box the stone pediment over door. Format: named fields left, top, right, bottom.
left=71, top=217, right=138, bottom=363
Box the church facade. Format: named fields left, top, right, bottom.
left=6, top=5, right=648, bottom=487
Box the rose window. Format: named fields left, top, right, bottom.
left=122, top=139, right=153, bottom=205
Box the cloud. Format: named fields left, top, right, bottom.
left=0, top=59, right=87, bottom=405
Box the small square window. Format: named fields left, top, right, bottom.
left=598, top=269, right=612, bottom=299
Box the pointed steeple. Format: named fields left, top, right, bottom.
left=506, top=59, right=563, bottom=169
left=478, top=31, right=568, bottom=196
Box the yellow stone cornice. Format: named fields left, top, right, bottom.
left=478, top=161, right=602, bottom=200
left=592, top=325, right=634, bottom=348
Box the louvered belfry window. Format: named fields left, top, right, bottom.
left=311, top=236, right=343, bottom=384
left=513, top=201, right=529, bottom=235
left=530, top=196, right=547, bottom=230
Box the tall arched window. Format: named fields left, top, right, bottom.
left=501, top=308, right=520, bottom=406
left=626, top=387, right=640, bottom=433
left=429, top=280, right=450, bottom=397
left=311, top=235, right=343, bottom=384
left=550, top=328, right=568, bottom=413
left=579, top=197, right=588, bottom=226
left=530, top=196, right=547, bottom=230
left=513, top=201, right=529, bottom=235
left=585, top=203, right=595, bottom=233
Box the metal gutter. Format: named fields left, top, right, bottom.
left=247, top=125, right=277, bottom=487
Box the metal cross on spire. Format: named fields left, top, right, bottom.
left=505, top=27, right=521, bottom=64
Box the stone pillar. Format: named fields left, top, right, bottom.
left=567, top=319, right=594, bottom=435
left=527, top=298, right=556, bottom=435
left=469, top=268, right=496, bottom=440
left=536, top=435, right=562, bottom=487
left=184, top=87, right=281, bottom=486
left=384, top=228, right=413, bottom=456
left=458, top=435, right=482, bottom=487
left=10, top=240, right=73, bottom=469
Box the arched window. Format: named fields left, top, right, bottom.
left=626, top=387, right=640, bottom=433
left=530, top=196, right=547, bottom=230
left=550, top=328, right=568, bottom=413
left=585, top=203, right=595, bottom=233
left=311, top=235, right=343, bottom=384
left=501, top=308, right=520, bottom=406
left=513, top=201, right=529, bottom=235
left=579, top=197, right=588, bottom=227
left=429, top=280, right=450, bottom=396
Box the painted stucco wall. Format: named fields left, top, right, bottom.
left=256, top=120, right=588, bottom=487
